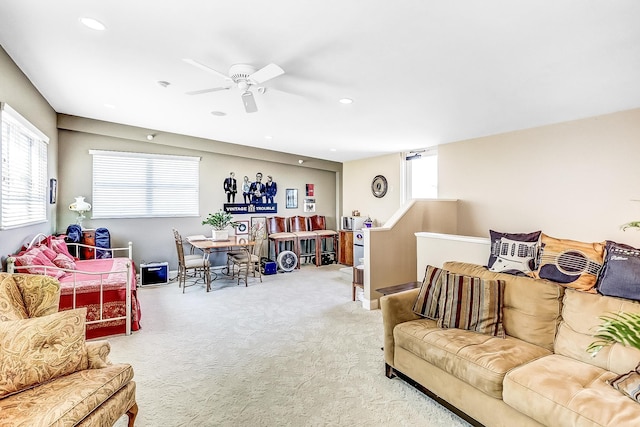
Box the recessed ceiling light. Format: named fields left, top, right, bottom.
left=146, top=134, right=155, bottom=141
left=79, top=17, right=106, bottom=31
left=329, top=148, right=337, bottom=152
left=339, top=98, right=353, bottom=104
left=265, top=135, right=273, bottom=140
left=211, top=111, right=227, bottom=117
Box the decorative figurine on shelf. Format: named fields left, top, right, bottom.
left=265, top=175, right=277, bottom=203
left=223, top=171, right=237, bottom=203
left=242, top=175, right=251, bottom=204
left=250, top=172, right=266, bottom=204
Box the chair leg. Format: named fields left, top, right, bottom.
left=127, top=402, right=138, bottom=427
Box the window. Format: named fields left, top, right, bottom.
left=405, top=148, right=438, bottom=200
left=90, top=150, right=200, bottom=218
left=0, top=103, right=49, bottom=230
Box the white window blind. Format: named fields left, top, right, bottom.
left=90, top=150, right=200, bottom=218
left=0, top=103, right=49, bottom=230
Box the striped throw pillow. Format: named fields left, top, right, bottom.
left=438, top=273, right=505, bottom=337
left=412, top=265, right=446, bottom=319
left=608, top=363, right=640, bottom=402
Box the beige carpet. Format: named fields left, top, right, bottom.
left=111, top=264, right=471, bottom=427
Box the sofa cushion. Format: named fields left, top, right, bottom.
left=437, top=272, right=505, bottom=337
left=53, top=252, right=77, bottom=270
left=531, top=233, right=605, bottom=293
left=609, top=363, right=640, bottom=403
left=597, top=240, right=640, bottom=301
left=503, top=354, right=640, bottom=427
left=443, top=262, right=564, bottom=351
left=0, top=308, right=88, bottom=398
left=11, top=273, right=61, bottom=318
left=487, top=229, right=541, bottom=275
left=412, top=265, right=445, bottom=319
left=394, top=318, right=550, bottom=399
left=0, top=363, right=134, bottom=426
left=0, top=273, right=28, bottom=321
left=555, top=289, right=640, bottom=374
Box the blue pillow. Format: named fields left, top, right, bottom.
left=597, top=240, right=640, bottom=301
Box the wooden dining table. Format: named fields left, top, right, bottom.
left=187, top=236, right=255, bottom=280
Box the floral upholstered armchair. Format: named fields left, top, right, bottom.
left=0, top=273, right=138, bottom=426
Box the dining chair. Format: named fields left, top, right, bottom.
left=266, top=216, right=297, bottom=265
left=288, top=216, right=318, bottom=267
left=228, top=234, right=264, bottom=286
left=308, top=215, right=338, bottom=266
left=172, top=229, right=211, bottom=292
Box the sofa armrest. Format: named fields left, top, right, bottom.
left=380, top=288, right=421, bottom=366
left=86, top=340, right=112, bottom=369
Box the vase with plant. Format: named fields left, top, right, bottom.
left=202, top=209, right=239, bottom=240
left=587, top=312, right=640, bottom=356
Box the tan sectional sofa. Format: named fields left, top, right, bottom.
left=381, top=262, right=640, bottom=427
left=0, top=273, right=138, bottom=426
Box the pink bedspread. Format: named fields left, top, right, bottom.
left=58, top=258, right=141, bottom=339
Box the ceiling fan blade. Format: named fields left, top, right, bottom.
left=249, top=63, right=284, bottom=84
left=186, top=87, right=230, bottom=95
left=182, top=58, right=230, bottom=81
left=241, top=91, right=258, bottom=113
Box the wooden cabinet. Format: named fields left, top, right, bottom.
left=338, top=230, right=353, bottom=266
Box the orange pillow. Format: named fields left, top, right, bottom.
left=530, top=233, right=605, bottom=292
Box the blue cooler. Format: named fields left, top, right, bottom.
left=261, top=257, right=277, bottom=275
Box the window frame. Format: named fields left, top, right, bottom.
left=0, top=103, right=49, bottom=230
left=90, top=150, right=201, bottom=219
left=403, top=147, right=438, bottom=202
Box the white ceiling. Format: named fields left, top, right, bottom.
left=1, top=1, right=639, bottom=163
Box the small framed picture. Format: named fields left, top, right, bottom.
left=250, top=216, right=267, bottom=239
left=286, top=189, right=298, bottom=209
left=304, top=201, right=316, bottom=213
left=49, top=178, right=57, bottom=204
left=236, top=220, right=249, bottom=235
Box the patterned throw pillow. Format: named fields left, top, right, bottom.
left=412, top=265, right=446, bottom=319
left=596, top=241, right=640, bottom=301
left=0, top=274, right=28, bottom=321
left=530, top=234, right=605, bottom=293
left=52, top=253, right=77, bottom=270
left=487, top=230, right=541, bottom=275
left=48, top=236, right=77, bottom=261
left=13, top=248, right=65, bottom=280
left=608, top=363, right=640, bottom=402
left=437, top=272, right=505, bottom=337
left=0, top=308, right=88, bottom=398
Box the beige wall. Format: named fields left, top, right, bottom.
left=0, top=46, right=58, bottom=261
left=57, top=121, right=340, bottom=270
left=342, top=153, right=403, bottom=226
left=439, top=108, right=640, bottom=248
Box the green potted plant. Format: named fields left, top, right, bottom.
left=202, top=209, right=239, bottom=240
left=588, top=312, right=640, bottom=356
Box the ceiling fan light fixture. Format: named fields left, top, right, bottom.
left=79, top=17, right=106, bottom=31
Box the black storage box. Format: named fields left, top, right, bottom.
left=140, top=262, right=169, bottom=286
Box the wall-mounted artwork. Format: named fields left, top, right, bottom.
left=49, top=178, right=57, bottom=204
left=304, top=198, right=316, bottom=213
left=286, top=189, right=298, bottom=209
left=236, top=220, right=249, bottom=235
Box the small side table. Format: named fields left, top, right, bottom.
left=376, top=281, right=420, bottom=296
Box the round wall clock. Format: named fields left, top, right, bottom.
left=371, top=175, right=388, bottom=198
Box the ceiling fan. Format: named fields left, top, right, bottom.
left=183, top=58, right=285, bottom=113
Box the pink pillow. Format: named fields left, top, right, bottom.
left=13, top=249, right=64, bottom=280
left=52, top=253, right=77, bottom=270
left=48, top=236, right=76, bottom=260
left=33, top=245, right=57, bottom=262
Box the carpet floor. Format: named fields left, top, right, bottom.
left=111, top=263, right=471, bottom=427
